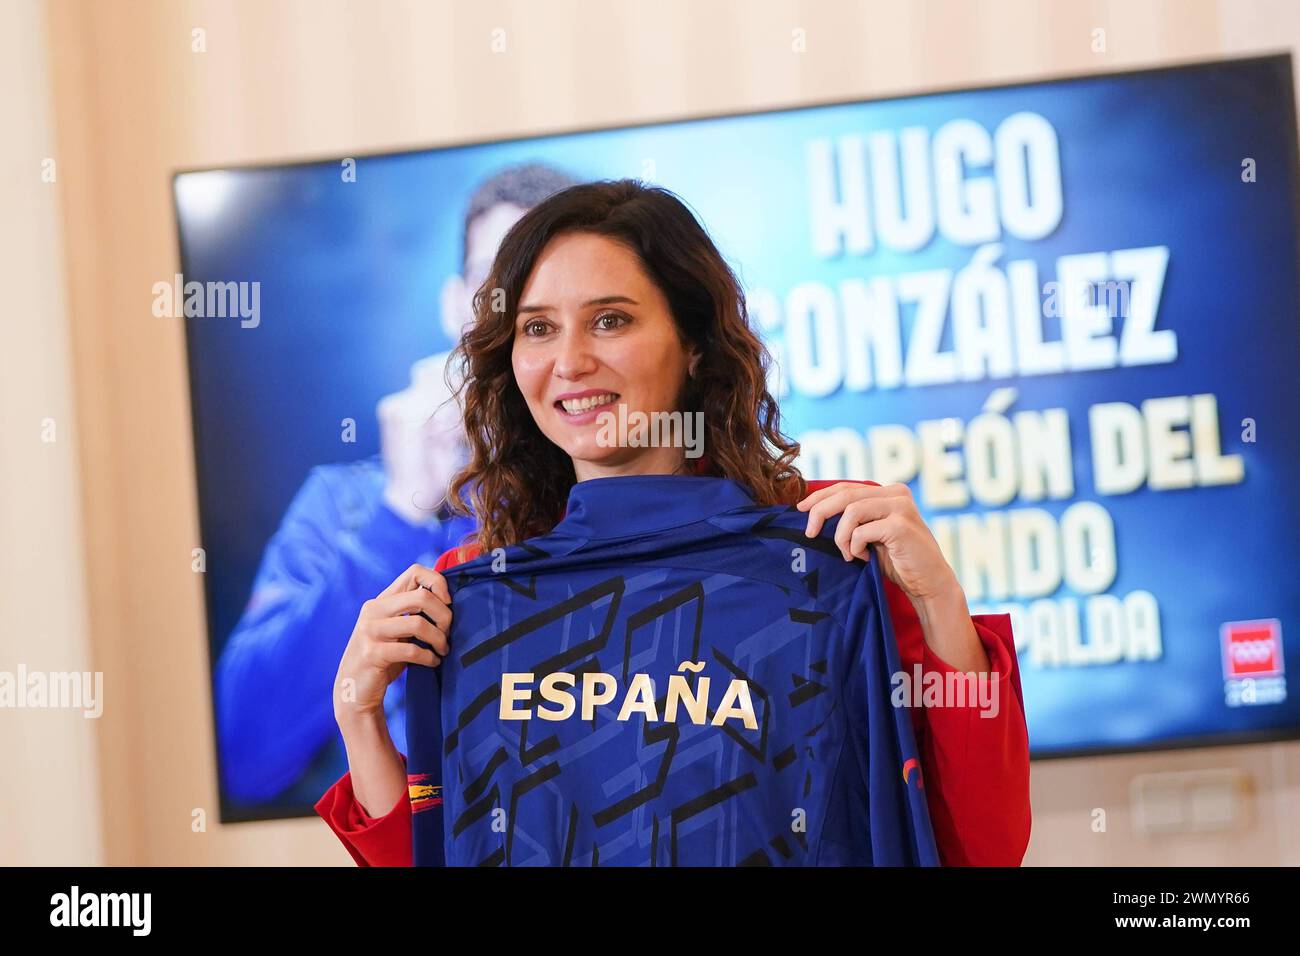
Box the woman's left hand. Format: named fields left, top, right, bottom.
left=797, top=481, right=957, bottom=601
left=797, top=481, right=990, bottom=672
left=790, top=478, right=982, bottom=671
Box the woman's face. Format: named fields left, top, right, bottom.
left=511, top=231, right=700, bottom=481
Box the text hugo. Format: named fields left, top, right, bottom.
left=498, top=660, right=758, bottom=729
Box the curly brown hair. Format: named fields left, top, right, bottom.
left=442, top=178, right=806, bottom=552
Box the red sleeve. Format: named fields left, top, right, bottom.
left=313, top=752, right=413, bottom=867
left=885, top=583, right=1031, bottom=866
left=797, top=478, right=1032, bottom=866
left=434, top=542, right=482, bottom=573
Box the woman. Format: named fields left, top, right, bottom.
left=315, top=180, right=1030, bottom=866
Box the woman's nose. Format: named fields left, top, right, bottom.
left=552, top=328, right=597, bottom=379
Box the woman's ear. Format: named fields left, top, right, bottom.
left=687, top=348, right=702, bottom=379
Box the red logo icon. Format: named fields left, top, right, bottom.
left=1220, top=619, right=1283, bottom=680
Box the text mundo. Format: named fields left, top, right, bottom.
left=793, top=390, right=1244, bottom=672
left=593, top=404, right=705, bottom=457
left=50, top=886, right=150, bottom=936
left=0, top=666, right=102, bottom=718
left=151, top=273, right=260, bottom=327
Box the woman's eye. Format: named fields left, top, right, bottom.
left=595, top=312, right=628, bottom=330
left=522, top=319, right=548, bottom=336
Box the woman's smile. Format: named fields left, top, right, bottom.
left=553, top=388, right=621, bottom=423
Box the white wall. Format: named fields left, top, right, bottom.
left=0, top=0, right=103, bottom=866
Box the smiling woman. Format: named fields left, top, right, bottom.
left=511, top=237, right=698, bottom=466
left=515, top=249, right=707, bottom=460
left=447, top=180, right=802, bottom=550
left=316, top=179, right=1031, bottom=867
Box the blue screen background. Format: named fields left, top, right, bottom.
left=176, top=56, right=1300, bottom=812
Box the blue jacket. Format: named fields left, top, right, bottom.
left=406, top=474, right=939, bottom=866
left=214, top=455, right=476, bottom=806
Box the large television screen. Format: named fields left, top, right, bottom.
left=174, top=54, right=1300, bottom=822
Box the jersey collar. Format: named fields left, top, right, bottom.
left=553, top=474, right=756, bottom=541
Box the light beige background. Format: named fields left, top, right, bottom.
left=2, top=0, right=1297, bottom=866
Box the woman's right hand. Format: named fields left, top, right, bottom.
left=333, top=562, right=452, bottom=723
